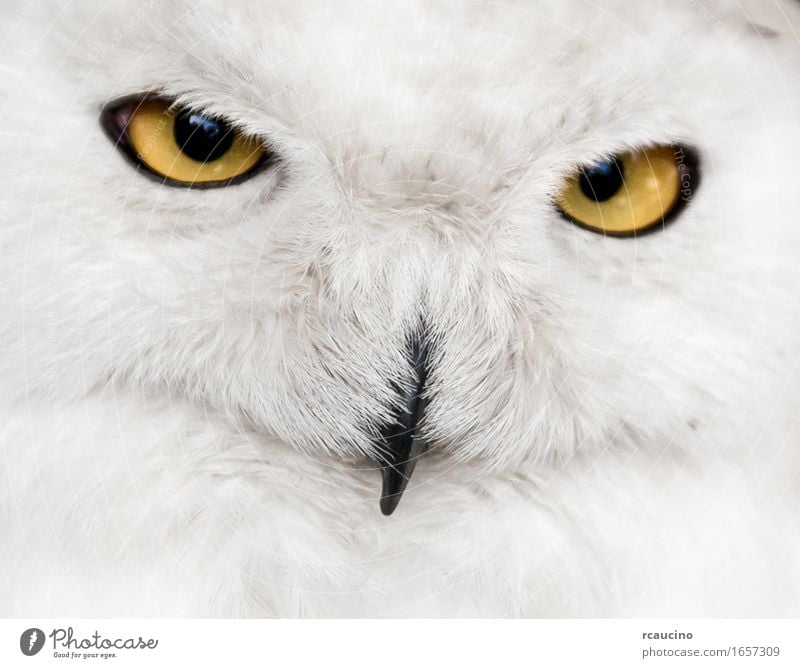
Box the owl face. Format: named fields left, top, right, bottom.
left=1, top=0, right=799, bottom=511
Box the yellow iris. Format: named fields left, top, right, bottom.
left=125, top=100, right=265, bottom=185
left=556, top=145, right=691, bottom=235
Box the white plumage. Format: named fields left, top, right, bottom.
left=1, top=0, right=799, bottom=616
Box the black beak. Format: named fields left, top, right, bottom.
left=375, top=333, right=430, bottom=516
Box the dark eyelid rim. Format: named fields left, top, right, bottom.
left=100, top=93, right=275, bottom=190
left=555, top=144, right=701, bottom=239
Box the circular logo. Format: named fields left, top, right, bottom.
left=20, top=628, right=45, bottom=656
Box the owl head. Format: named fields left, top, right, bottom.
left=1, top=0, right=799, bottom=514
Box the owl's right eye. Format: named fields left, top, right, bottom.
left=101, top=96, right=271, bottom=188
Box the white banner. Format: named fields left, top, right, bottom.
left=1, top=619, right=798, bottom=668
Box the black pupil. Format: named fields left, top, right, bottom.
left=173, top=110, right=234, bottom=163
left=579, top=157, right=624, bottom=202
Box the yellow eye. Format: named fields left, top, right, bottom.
left=555, top=145, right=698, bottom=236
left=102, top=97, right=269, bottom=187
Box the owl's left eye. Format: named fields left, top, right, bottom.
left=101, top=96, right=270, bottom=188
left=554, top=144, right=699, bottom=236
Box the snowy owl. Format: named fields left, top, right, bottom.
left=1, top=0, right=799, bottom=617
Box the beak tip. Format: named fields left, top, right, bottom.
left=379, top=494, right=401, bottom=516
left=378, top=465, right=409, bottom=515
